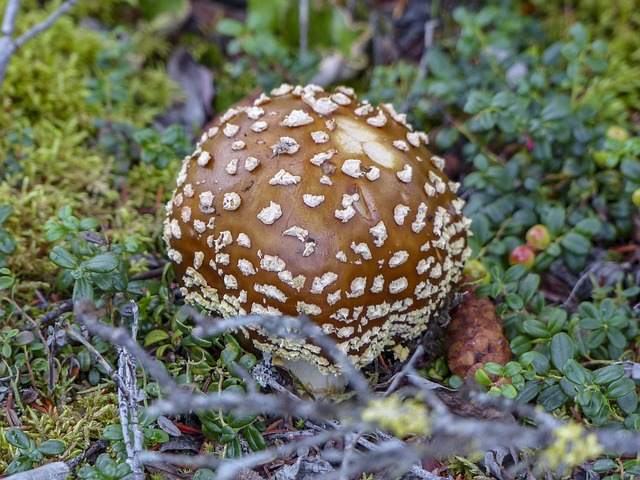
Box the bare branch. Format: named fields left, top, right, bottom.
left=1, top=0, right=19, bottom=37
left=0, top=0, right=78, bottom=87
left=190, top=308, right=372, bottom=399
left=14, top=0, right=78, bottom=49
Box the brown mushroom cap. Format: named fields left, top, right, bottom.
left=163, top=84, right=471, bottom=374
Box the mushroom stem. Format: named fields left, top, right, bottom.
left=278, top=357, right=347, bottom=395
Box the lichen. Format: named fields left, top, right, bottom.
left=361, top=395, right=431, bottom=437
left=539, top=422, right=603, bottom=471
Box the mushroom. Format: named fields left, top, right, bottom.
left=163, top=84, right=471, bottom=392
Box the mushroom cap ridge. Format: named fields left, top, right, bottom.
left=164, top=84, right=471, bottom=374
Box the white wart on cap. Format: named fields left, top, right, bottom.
left=164, top=84, right=471, bottom=375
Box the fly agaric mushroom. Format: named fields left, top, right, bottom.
left=163, top=84, right=471, bottom=391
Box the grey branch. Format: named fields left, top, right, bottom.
left=71, top=298, right=640, bottom=478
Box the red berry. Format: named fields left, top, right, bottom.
left=525, top=225, right=551, bottom=251
left=509, top=245, right=535, bottom=269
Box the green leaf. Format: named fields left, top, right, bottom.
left=96, top=453, right=116, bottom=474
left=503, top=362, right=523, bottom=378
left=50, top=246, right=78, bottom=269
left=6, top=455, right=33, bottom=475
left=578, top=301, right=598, bottom=320
left=219, top=425, right=237, bottom=445
left=500, top=384, right=517, bottom=398
left=617, top=390, right=638, bottom=414
left=475, top=368, right=492, bottom=387
left=138, top=408, right=159, bottom=428
left=217, top=19, right=245, bottom=36
left=0, top=275, right=14, bottom=289
left=606, top=378, right=636, bottom=399
left=504, top=265, right=526, bottom=284
left=539, top=384, right=568, bottom=411
left=621, top=158, right=640, bottom=182
left=475, top=110, right=496, bottom=130
left=560, top=232, right=591, bottom=255
left=227, top=435, right=242, bottom=458
left=540, top=95, right=571, bottom=121
left=193, top=469, right=217, bottom=480
left=144, top=428, right=169, bottom=445
left=238, top=353, right=257, bottom=370
left=103, top=424, right=124, bottom=441
left=544, top=206, right=566, bottom=235
left=569, top=22, right=588, bottom=44
left=592, top=459, right=617, bottom=472
left=491, top=91, right=516, bottom=109
left=144, top=329, right=170, bottom=347
left=220, top=346, right=239, bottom=367
left=484, top=362, right=503, bottom=376
left=83, top=253, right=118, bottom=273
left=0, top=205, right=12, bottom=224
left=516, top=380, right=543, bottom=403
left=574, top=217, right=602, bottom=236
left=593, top=364, right=624, bottom=385
left=0, top=230, right=17, bottom=254
left=550, top=332, right=574, bottom=370
left=58, top=205, right=73, bottom=221
left=13, top=331, right=35, bottom=346
left=522, top=319, right=550, bottom=338
left=37, top=439, right=66, bottom=456
left=244, top=424, right=267, bottom=451
left=607, top=329, right=627, bottom=349
left=562, top=359, right=588, bottom=385
left=227, top=412, right=258, bottom=429
left=5, top=428, right=31, bottom=449
left=73, top=277, right=94, bottom=302
left=463, top=90, right=491, bottom=114
left=517, top=274, right=540, bottom=305
left=504, top=293, right=524, bottom=310
left=521, top=351, right=550, bottom=375
left=79, top=218, right=100, bottom=231
left=547, top=309, right=567, bottom=334
left=44, top=222, right=67, bottom=242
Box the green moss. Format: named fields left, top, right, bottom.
left=0, top=2, right=179, bottom=293
left=0, top=390, right=118, bottom=470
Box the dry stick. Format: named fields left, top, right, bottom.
left=382, top=345, right=425, bottom=396
left=116, top=300, right=145, bottom=480
left=0, top=0, right=79, bottom=87
left=338, top=348, right=427, bottom=479
left=139, top=426, right=355, bottom=479
left=77, top=299, right=640, bottom=475
left=38, top=299, right=73, bottom=326
left=73, top=301, right=177, bottom=391
left=61, top=323, right=134, bottom=403
left=190, top=309, right=372, bottom=399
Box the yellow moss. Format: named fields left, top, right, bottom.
left=540, top=422, right=603, bottom=471
left=361, top=395, right=431, bottom=437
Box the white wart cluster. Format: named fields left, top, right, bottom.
left=164, top=84, right=471, bottom=374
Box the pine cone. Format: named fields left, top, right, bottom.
left=445, top=280, right=512, bottom=378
